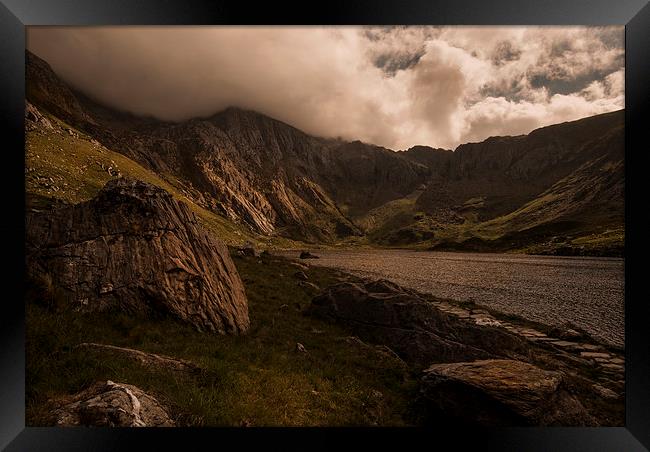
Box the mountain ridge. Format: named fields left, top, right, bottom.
left=25, top=49, right=624, bottom=255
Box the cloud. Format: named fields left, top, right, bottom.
left=27, top=26, right=624, bottom=150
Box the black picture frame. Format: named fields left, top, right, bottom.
left=1, top=0, right=648, bottom=450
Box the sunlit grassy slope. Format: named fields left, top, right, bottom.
left=25, top=112, right=303, bottom=250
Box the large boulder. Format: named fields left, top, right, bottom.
left=420, top=359, right=596, bottom=426
left=26, top=178, right=249, bottom=334
left=52, top=380, right=174, bottom=427
left=308, top=280, right=529, bottom=366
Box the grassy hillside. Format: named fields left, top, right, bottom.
left=25, top=111, right=303, bottom=250
left=25, top=106, right=420, bottom=426
left=26, top=253, right=418, bottom=426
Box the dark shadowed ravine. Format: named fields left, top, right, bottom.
left=281, top=250, right=624, bottom=348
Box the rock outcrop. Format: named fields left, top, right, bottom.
left=308, top=279, right=529, bottom=366
left=299, top=251, right=319, bottom=259
left=74, top=343, right=201, bottom=373
left=25, top=101, right=53, bottom=131
left=53, top=380, right=174, bottom=427
left=26, top=178, right=249, bottom=334
left=420, top=359, right=596, bottom=426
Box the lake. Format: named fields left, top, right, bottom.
left=278, top=249, right=625, bottom=348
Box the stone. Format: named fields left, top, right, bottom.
left=592, top=384, right=619, bottom=400
left=290, top=262, right=309, bottom=270
left=550, top=340, right=580, bottom=348
left=52, top=380, right=174, bottom=427
left=299, top=251, right=319, bottom=259
left=578, top=344, right=603, bottom=351
left=299, top=281, right=320, bottom=291
left=475, top=317, right=502, bottom=327
left=74, top=343, right=201, bottom=373
left=296, top=343, right=307, bottom=353
left=600, top=363, right=624, bottom=372
left=294, top=271, right=308, bottom=281
left=25, top=101, right=53, bottom=130
left=238, top=242, right=260, bottom=257
left=26, top=178, right=249, bottom=334
left=421, top=359, right=596, bottom=426
left=308, top=279, right=530, bottom=366
left=580, top=352, right=611, bottom=359
left=549, top=324, right=585, bottom=341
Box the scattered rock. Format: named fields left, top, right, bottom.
left=474, top=317, right=502, bottom=327
left=299, top=281, right=320, bottom=291
left=52, top=380, right=174, bottom=427
left=26, top=178, right=250, bottom=334
left=592, top=384, right=619, bottom=400
left=578, top=344, right=602, bottom=351
left=299, top=251, right=319, bottom=259
left=550, top=340, right=580, bottom=349
left=290, top=262, right=309, bottom=271
left=238, top=242, right=260, bottom=257
left=600, top=363, right=624, bottom=372
left=421, top=359, right=596, bottom=426
left=294, top=271, right=308, bottom=281
left=25, top=101, right=53, bottom=130
left=549, top=324, right=586, bottom=341
left=580, top=352, right=611, bottom=359
left=308, top=279, right=529, bottom=366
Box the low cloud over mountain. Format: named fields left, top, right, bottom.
left=28, top=26, right=623, bottom=150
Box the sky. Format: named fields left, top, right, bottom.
left=27, top=26, right=624, bottom=150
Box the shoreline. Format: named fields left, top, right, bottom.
left=274, top=248, right=624, bottom=349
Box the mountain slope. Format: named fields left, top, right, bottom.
left=414, top=110, right=624, bottom=221
left=25, top=50, right=624, bottom=255
left=26, top=50, right=431, bottom=243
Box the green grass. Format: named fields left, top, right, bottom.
left=570, top=228, right=625, bottom=248
left=26, top=253, right=418, bottom=427
left=25, top=114, right=419, bottom=426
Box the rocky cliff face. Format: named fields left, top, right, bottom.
left=25, top=51, right=430, bottom=243
left=26, top=178, right=250, bottom=334
left=26, top=51, right=93, bottom=124
left=414, top=110, right=624, bottom=222
left=25, top=50, right=624, bottom=251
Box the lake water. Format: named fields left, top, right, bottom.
left=279, top=250, right=625, bottom=348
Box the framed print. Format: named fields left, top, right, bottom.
left=1, top=0, right=649, bottom=450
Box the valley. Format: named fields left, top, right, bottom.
left=23, top=45, right=626, bottom=428
left=26, top=50, right=624, bottom=256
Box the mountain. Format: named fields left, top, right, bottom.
left=382, top=111, right=624, bottom=255
left=26, top=50, right=431, bottom=243
left=25, top=50, right=624, bottom=255
left=417, top=110, right=624, bottom=220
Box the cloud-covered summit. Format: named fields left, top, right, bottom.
left=27, top=26, right=623, bottom=150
